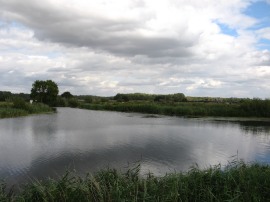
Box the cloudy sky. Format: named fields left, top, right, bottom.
left=0, top=0, right=270, bottom=97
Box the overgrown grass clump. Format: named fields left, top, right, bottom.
left=1, top=162, right=270, bottom=201
left=0, top=99, right=53, bottom=118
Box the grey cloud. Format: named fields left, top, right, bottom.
left=36, top=28, right=195, bottom=59
left=0, top=70, right=26, bottom=86
left=0, top=70, right=34, bottom=92
left=0, top=68, right=82, bottom=93
left=0, top=0, right=196, bottom=60
left=47, top=67, right=69, bottom=73
left=159, top=79, right=195, bottom=87
left=57, top=79, right=84, bottom=88
left=258, top=57, right=270, bottom=66
left=118, top=80, right=159, bottom=87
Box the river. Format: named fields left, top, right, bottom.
left=0, top=108, right=270, bottom=185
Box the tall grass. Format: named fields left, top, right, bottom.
left=0, top=108, right=28, bottom=118
left=1, top=162, right=270, bottom=201
left=0, top=101, right=53, bottom=118
left=81, top=101, right=270, bottom=118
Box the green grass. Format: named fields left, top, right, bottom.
left=0, top=102, right=53, bottom=118
left=0, top=108, right=28, bottom=118
left=1, top=161, right=270, bottom=201
left=80, top=100, right=270, bottom=118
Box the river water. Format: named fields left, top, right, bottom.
left=0, top=108, right=270, bottom=185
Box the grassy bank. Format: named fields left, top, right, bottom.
left=0, top=101, right=53, bottom=119
left=75, top=93, right=270, bottom=118
left=80, top=99, right=270, bottom=118
left=1, top=162, right=270, bottom=201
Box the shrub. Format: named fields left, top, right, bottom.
left=68, top=98, right=80, bottom=108
left=12, top=97, right=27, bottom=110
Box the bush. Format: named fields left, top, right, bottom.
left=57, top=97, right=68, bottom=107
left=12, top=97, right=27, bottom=110
left=68, top=98, right=80, bottom=108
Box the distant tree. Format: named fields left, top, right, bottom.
left=61, top=91, right=73, bottom=99
left=171, top=93, right=187, bottom=102
left=154, top=95, right=166, bottom=102
left=154, top=93, right=186, bottom=102
left=68, top=98, right=80, bottom=108
left=30, top=80, right=59, bottom=106
left=0, top=91, right=12, bottom=101
left=114, top=94, right=129, bottom=102
left=85, top=97, right=93, bottom=103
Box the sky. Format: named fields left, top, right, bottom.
left=0, top=0, right=270, bottom=98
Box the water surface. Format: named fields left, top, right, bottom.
left=0, top=108, right=270, bottom=185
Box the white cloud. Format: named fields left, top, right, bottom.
left=256, top=27, right=270, bottom=40
left=0, top=0, right=269, bottom=97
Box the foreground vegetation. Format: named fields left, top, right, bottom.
left=1, top=161, right=270, bottom=201
left=0, top=99, right=53, bottom=119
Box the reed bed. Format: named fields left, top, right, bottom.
left=80, top=100, right=270, bottom=118
left=1, top=161, right=270, bottom=201
left=0, top=102, right=53, bottom=118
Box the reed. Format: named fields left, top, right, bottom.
left=80, top=100, right=270, bottom=118
left=1, top=161, right=270, bottom=201
left=0, top=108, right=28, bottom=118
left=0, top=101, right=53, bottom=118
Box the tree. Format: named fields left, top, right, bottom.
left=61, top=91, right=73, bottom=99
left=114, top=94, right=129, bottom=102
left=68, top=98, right=80, bottom=108
left=0, top=91, right=12, bottom=101
left=30, top=80, right=59, bottom=106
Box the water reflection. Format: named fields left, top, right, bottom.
left=238, top=121, right=270, bottom=135
left=0, top=108, right=269, bottom=186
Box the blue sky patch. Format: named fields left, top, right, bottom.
left=245, top=1, right=270, bottom=19
left=257, top=38, right=270, bottom=50
left=245, top=1, right=270, bottom=29
left=0, top=20, right=30, bottom=32
left=217, top=22, right=238, bottom=37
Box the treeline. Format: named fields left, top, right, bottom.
left=75, top=93, right=258, bottom=105
left=0, top=90, right=79, bottom=108
left=0, top=91, right=30, bottom=102
left=2, top=90, right=270, bottom=118
left=114, top=93, right=187, bottom=102
left=74, top=93, right=187, bottom=103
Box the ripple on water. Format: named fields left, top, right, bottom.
left=1, top=108, right=270, bottom=185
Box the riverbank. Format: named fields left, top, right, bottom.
left=0, top=102, right=53, bottom=119
left=80, top=99, right=270, bottom=118
left=1, top=161, right=270, bottom=201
